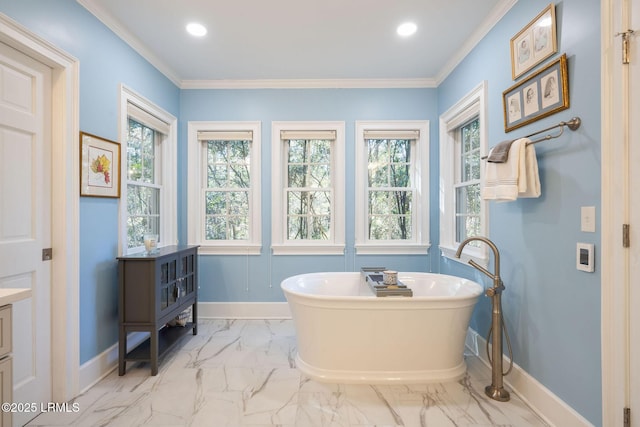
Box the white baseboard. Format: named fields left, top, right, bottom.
left=198, top=302, right=291, bottom=319
left=78, top=332, right=147, bottom=393
left=466, top=329, right=594, bottom=427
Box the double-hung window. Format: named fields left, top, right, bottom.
left=187, top=122, right=261, bottom=254
left=355, top=121, right=430, bottom=254
left=120, top=86, right=177, bottom=254
left=439, top=82, right=488, bottom=264
left=455, top=119, right=481, bottom=242
left=271, top=122, right=345, bottom=255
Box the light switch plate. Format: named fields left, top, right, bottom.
left=581, top=206, right=596, bottom=232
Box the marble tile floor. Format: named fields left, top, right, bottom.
left=28, top=319, right=549, bottom=427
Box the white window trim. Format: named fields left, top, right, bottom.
left=354, top=120, right=430, bottom=255
left=271, top=121, right=345, bottom=255
left=439, top=81, right=489, bottom=267
left=187, top=121, right=262, bottom=255
left=119, top=85, right=177, bottom=255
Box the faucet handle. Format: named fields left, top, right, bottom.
left=468, top=259, right=494, bottom=280
left=485, top=282, right=505, bottom=297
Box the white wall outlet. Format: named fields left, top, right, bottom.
left=581, top=206, right=596, bottom=232
left=576, top=242, right=595, bottom=272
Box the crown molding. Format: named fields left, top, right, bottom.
left=180, top=78, right=437, bottom=90
left=436, top=0, right=517, bottom=85
left=76, top=0, right=182, bottom=86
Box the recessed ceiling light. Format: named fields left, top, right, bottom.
left=397, top=22, right=417, bottom=37
left=186, top=22, right=207, bottom=37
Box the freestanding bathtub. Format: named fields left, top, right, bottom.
left=281, top=272, right=483, bottom=384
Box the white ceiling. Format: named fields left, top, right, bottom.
left=78, top=0, right=516, bottom=88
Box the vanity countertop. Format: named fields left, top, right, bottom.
left=0, top=288, right=32, bottom=306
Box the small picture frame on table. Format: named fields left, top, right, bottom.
left=80, top=131, right=121, bottom=198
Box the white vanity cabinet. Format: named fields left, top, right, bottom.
left=0, top=305, right=10, bottom=427
left=0, top=289, right=31, bottom=427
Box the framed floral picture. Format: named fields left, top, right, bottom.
left=80, top=132, right=121, bottom=198
left=510, top=3, right=557, bottom=80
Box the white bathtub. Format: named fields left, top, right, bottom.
left=281, top=272, right=483, bottom=384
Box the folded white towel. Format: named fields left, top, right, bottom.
left=519, top=140, right=541, bottom=198
left=481, top=137, right=540, bottom=201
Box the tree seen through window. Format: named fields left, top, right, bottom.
left=286, top=138, right=331, bottom=240
left=127, top=118, right=159, bottom=249
left=366, top=138, right=413, bottom=240
left=455, top=118, right=481, bottom=245
left=205, top=139, right=251, bottom=240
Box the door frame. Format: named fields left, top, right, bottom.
left=0, top=13, right=80, bottom=402
left=601, top=0, right=631, bottom=425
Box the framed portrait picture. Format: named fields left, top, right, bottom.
left=510, top=3, right=557, bottom=80
left=502, top=53, right=569, bottom=132
left=80, top=132, right=121, bottom=198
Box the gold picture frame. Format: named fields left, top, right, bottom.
left=510, top=3, right=557, bottom=80
left=80, top=132, right=121, bottom=198
left=503, top=54, right=569, bottom=133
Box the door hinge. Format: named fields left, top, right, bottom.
left=623, top=224, right=630, bottom=248
left=615, top=29, right=635, bottom=64
left=42, top=248, right=52, bottom=261
left=624, top=407, right=630, bottom=427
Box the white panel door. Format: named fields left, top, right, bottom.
left=631, top=0, right=640, bottom=423
left=0, top=42, right=51, bottom=426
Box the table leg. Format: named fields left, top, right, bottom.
left=118, top=327, right=126, bottom=376
left=150, top=328, right=158, bottom=376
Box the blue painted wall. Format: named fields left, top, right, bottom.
left=0, top=0, right=180, bottom=365
left=438, top=0, right=601, bottom=424
left=0, top=0, right=603, bottom=424
left=179, top=88, right=438, bottom=302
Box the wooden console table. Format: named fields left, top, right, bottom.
left=117, top=245, right=198, bottom=375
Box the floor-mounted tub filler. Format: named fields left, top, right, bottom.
left=456, top=236, right=513, bottom=402
left=281, top=271, right=483, bottom=384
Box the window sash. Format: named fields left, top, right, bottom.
left=454, top=181, right=481, bottom=243
left=365, top=137, right=416, bottom=242
left=454, top=118, right=481, bottom=246
left=203, top=189, right=250, bottom=241
left=368, top=188, right=414, bottom=240
left=201, top=138, right=253, bottom=242
left=205, top=140, right=251, bottom=189
left=126, top=182, right=160, bottom=249
left=284, top=138, right=333, bottom=241
left=126, top=117, right=162, bottom=249
left=457, top=119, right=481, bottom=184
left=127, top=118, right=158, bottom=184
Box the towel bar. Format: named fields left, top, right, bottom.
left=481, top=117, right=581, bottom=160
